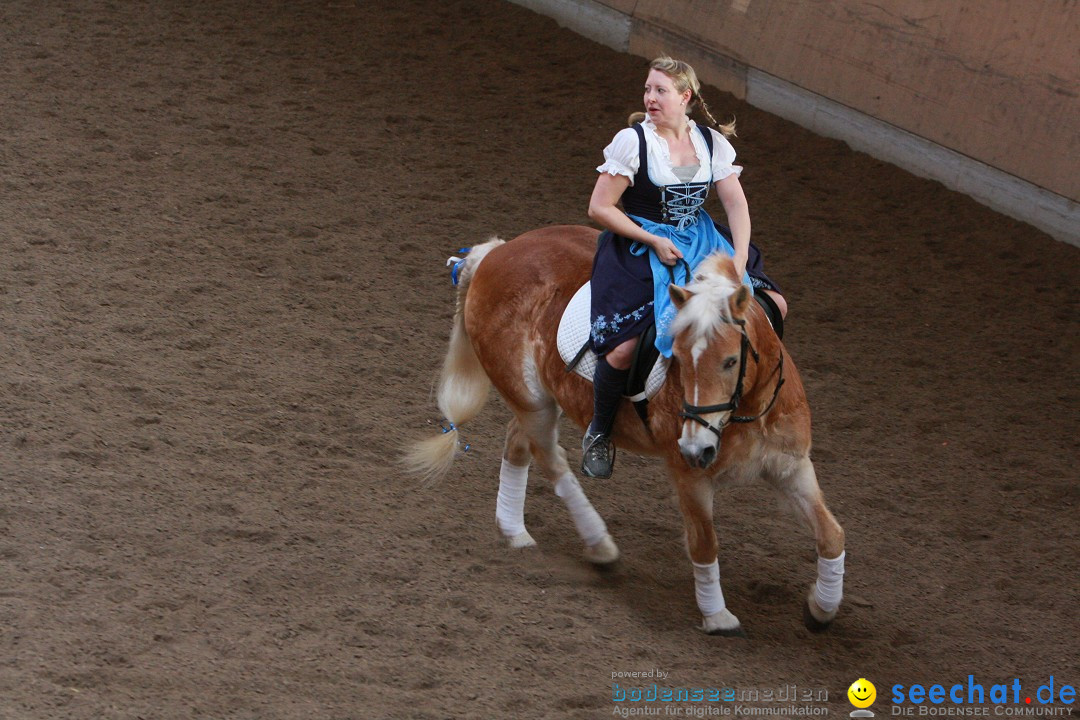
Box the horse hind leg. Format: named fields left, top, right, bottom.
left=516, top=402, right=619, bottom=565
left=496, top=417, right=537, bottom=549
left=767, top=456, right=846, bottom=632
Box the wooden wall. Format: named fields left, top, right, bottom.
left=619, top=0, right=1079, bottom=201
left=511, top=0, right=1079, bottom=242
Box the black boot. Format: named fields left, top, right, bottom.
left=582, top=356, right=629, bottom=479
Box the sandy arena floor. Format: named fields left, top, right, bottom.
left=1, top=1, right=1077, bottom=718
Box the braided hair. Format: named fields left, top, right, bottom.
left=628, top=56, right=736, bottom=137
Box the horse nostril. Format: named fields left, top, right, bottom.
left=700, top=445, right=716, bottom=468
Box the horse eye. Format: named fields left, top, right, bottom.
left=723, top=357, right=738, bottom=370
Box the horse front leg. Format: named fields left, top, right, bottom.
left=767, top=456, right=846, bottom=632
left=670, top=468, right=744, bottom=636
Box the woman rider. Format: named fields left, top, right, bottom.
left=582, top=56, right=786, bottom=479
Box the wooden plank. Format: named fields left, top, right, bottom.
left=505, top=0, right=632, bottom=51
left=628, top=19, right=748, bottom=99
left=630, top=0, right=1080, bottom=199
left=746, top=69, right=1079, bottom=246
left=591, top=0, right=638, bottom=14
left=509, top=0, right=1080, bottom=242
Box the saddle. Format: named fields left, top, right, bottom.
left=556, top=282, right=669, bottom=405
left=557, top=281, right=784, bottom=428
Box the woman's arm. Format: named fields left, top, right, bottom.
left=588, top=174, right=683, bottom=266
left=715, top=173, right=750, bottom=278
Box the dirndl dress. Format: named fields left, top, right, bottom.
left=589, top=121, right=779, bottom=356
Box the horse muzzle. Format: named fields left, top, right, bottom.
left=679, top=436, right=719, bottom=469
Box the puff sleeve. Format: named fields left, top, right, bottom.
left=709, top=128, right=743, bottom=181
left=596, top=127, right=640, bottom=185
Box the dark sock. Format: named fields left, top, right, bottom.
left=589, top=356, right=630, bottom=437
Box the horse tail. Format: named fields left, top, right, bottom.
left=402, top=238, right=505, bottom=482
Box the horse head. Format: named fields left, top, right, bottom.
left=668, top=254, right=760, bottom=470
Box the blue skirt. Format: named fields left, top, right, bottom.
left=588, top=231, right=655, bottom=354
left=588, top=223, right=780, bottom=355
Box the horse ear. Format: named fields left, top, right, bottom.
left=731, top=285, right=751, bottom=316
left=669, top=284, right=692, bottom=309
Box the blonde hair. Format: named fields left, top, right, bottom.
left=628, top=55, right=736, bottom=137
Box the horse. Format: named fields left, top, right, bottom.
left=404, top=225, right=846, bottom=635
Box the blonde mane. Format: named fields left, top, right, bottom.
left=669, top=254, right=742, bottom=342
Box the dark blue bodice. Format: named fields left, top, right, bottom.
left=620, top=123, right=714, bottom=230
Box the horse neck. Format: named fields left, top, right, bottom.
left=741, top=310, right=784, bottom=411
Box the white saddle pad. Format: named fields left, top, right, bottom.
left=557, top=282, right=669, bottom=400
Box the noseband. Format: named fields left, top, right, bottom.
left=679, top=319, right=785, bottom=440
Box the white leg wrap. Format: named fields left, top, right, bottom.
left=554, top=473, right=608, bottom=547
left=692, top=560, right=727, bottom=617
left=813, top=551, right=845, bottom=613
left=495, top=459, right=529, bottom=538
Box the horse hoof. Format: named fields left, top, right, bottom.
left=506, top=531, right=537, bottom=549
left=702, top=609, right=745, bottom=637
left=803, top=592, right=837, bottom=633
left=583, top=534, right=619, bottom=566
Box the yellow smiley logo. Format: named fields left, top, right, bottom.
left=848, top=678, right=876, bottom=708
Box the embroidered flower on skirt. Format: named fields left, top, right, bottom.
left=590, top=301, right=654, bottom=346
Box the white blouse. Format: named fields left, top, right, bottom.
left=596, top=116, right=742, bottom=187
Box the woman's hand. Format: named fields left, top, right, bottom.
left=587, top=174, right=682, bottom=266
left=733, top=253, right=748, bottom=279
left=650, top=236, right=684, bottom=266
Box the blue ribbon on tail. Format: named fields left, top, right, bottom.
left=448, top=247, right=471, bottom=286
left=439, top=420, right=470, bottom=452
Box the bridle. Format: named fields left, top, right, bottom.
left=678, top=318, right=785, bottom=440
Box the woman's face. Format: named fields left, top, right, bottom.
left=643, top=69, right=691, bottom=128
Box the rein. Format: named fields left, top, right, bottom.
left=678, top=318, right=786, bottom=440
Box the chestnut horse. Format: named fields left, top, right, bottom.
left=404, top=226, right=846, bottom=635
